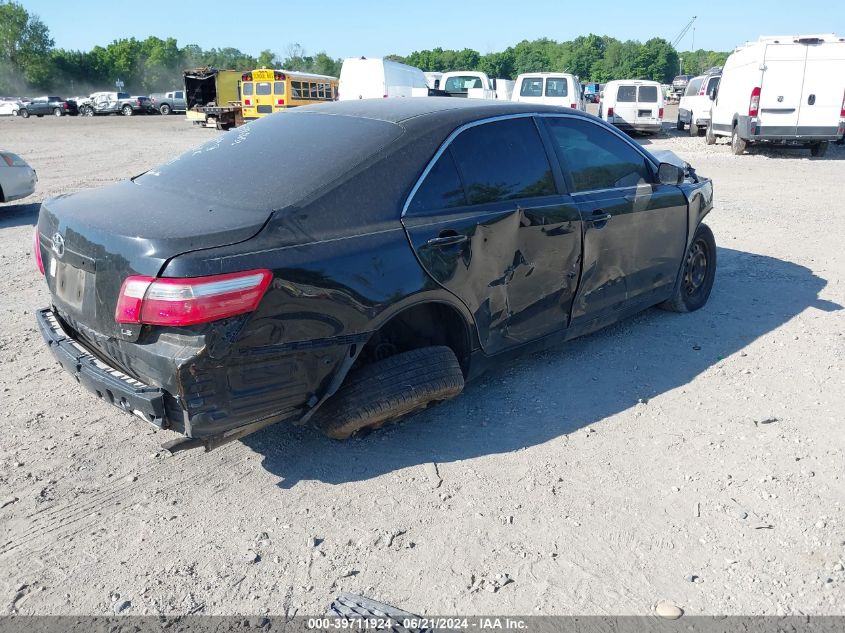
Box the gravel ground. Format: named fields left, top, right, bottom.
left=1, top=108, right=843, bottom=617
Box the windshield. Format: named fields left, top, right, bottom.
left=444, top=75, right=483, bottom=92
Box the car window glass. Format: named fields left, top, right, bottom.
left=450, top=118, right=556, bottom=205
left=520, top=78, right=543, bottom=97
left=638, top=85, right=658, bottom=102
left=545, top=117, right=652, bottom=192
left=408, top=149, right=467, bottom=214
left=616, top=86, right=637, bottom=102
left=175, top=91, right=184, bottom=99
left=256, top=82, right=272, bottom=96
left=707, top=77, right=720, bottom=93
left=685, top=78, right=703, bottom=96
left=545, top=78, right=568, bottom=97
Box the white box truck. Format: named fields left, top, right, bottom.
left=338, top=58, right=428, bottom=100
left=709, top=34, right=845, bottom=156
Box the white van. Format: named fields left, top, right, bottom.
left=424, top=72, right=443, bottom=90
left=338, top=58, right=428, bottom=100
left=678, top=73, right=721, bottom=135
left=512, top=73, right=585, bottom=110
left=598, top=80, right=664, bottom=133
left=709, top=34, right=845, bottom=156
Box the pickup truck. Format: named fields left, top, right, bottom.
left=18, top=96, right=78, bottom=118
left=149, top=90, right=187, bottom=115
left=77, top=92, right=155, bottom=117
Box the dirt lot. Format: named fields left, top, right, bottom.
left=1, top=109, right=843, bottom=617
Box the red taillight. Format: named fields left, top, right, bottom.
left=659, top=107, right=664, bottom=118
left=115, top=270, right=272, bottom=326
left=63, top=102, right=69, bottom=109
left=274, top=72, right=286, bottom=81
left=840, top=90, right=845, bottom=117
left=277, top=98, right=285, bottom=105
left=244, top=99, right=251, bottom=106
left=1, top=153, right=13, bottom=167
left=33, top=228, right=44, bottom=275
left=241, top=73, right=252, bottom=81
left=570, top=103, right=576, bottom=108
left=607, top=107, right=614, bottom=117
left=749, top=87, right=761, bottom=117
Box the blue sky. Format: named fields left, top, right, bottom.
left=21, top=0, right=842, bottom=57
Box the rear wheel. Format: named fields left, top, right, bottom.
left=53, top=107, right=62, bottom=117
left=705, top=122, right=716, bottom=145
left=659, top=223, right=717, bottom=313
left=731, top=126, right=747, bottom=155
left=810, top=141, right=829, bottom=158
left=312, top=346, right=464, bottom=440
left=159, top=103, right=171, bottom=116
left=121, top=104, right=133, bottom=116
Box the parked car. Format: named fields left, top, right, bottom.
left=598, top=80, right=664, bottom=133
left=18, top=96, right=78, bottom=118
left=678, top=73, right=721, bottom=136
left=0, top=98, right=20, bottom=116
left=512, top=73, right=586, bottom=110
left=77, top=92, right=151, bottom=116
left=708, top=33, right=845, bottom=156
left=1, top=150, right=37, bottom=203
left=35, top=99, right=715, bottom=452
left=671, top=74, right=694, bottom=96
left=338, top=57, right=428, bottom=100
left=149, top=90, right=187, bottom=115
left=131, top=96, right=156, bottom=114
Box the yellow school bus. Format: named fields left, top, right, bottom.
left=240, top=68, right=338, bottom=119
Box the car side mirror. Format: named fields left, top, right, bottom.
left=657, top=162, right=684, bottom=185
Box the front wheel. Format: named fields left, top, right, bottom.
left=159, top=104, right=171, bottom=116
left=705, top=122, right=716, bottom=145
left=19, top=109, right=29, bottom=119
left=312, top=346, right=465, bottom=440
left=121, top=105, right=133, bottom=116
left=659, top=223, right=717, bottom=313
left=676, top=116, right=684, bottom=131
left=810, top=141, right=829, bottom=158
left=53, top=107, right=63, bottom=117
left=689, top=117, right=699, bottom=136
left=731, top=127, right=747, bottom=155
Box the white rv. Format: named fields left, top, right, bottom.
left=709, top=34, right=845, bottom=156
left=512, top=73, right=585, bottom=110
left=598, top=80, right=664, bottom=133
left=338, top=58, right=428, bottom=100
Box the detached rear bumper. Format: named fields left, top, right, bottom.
left=37, top=308, right=168, bottom=427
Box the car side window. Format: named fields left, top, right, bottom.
left=449, top=118, right=556, bottom=205
left=544, top=117, right=653, bottom=192
left=407, top=149, right=467, bottom=214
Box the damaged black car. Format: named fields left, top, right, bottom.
left=35, top=99, right=715, bottom=452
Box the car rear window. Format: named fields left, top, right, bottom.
left=137, top=111, right=405, bottom=210
left=616, top=86, right=637, bottom=102
left=545, top=78, right=568, bottom=97
left=520, top=78, right=543, bottom=97
left=685, top=78, right=703, bottom=96
left=638, top=85, right=658, bottom=102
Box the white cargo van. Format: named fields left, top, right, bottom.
left=338, top=58, right=428, bottom=100
left=678, top=73, right=721, bottom=136
left=709, top=34, right=845, bottom=156
left=512, top=73, right=585, bottom=110
left=598, top=80, right=664, bottom=133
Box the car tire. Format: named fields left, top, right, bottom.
left=676, top=116, right=684, bottom=131
left=689, top=118, right=699, bottom=136
left=159, top=104, right=171, bottom=116
left=312, top=346, right=464, bottom=440
left=53, top=107, right=62, bottom=117
left=810, top=141, right=828, bottom=158
left=731, top=126, right=747, bottom=155
left=705, top=122, right=716, bottom=145
left=659, top=223, right=717, bottom=314
left=121, top=105, right=133, bottom=116
left=19, top=109, right=29, bottom=119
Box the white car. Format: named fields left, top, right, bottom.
left=0, top=99, right=21, bottom=116
left=0, top=151, right=37, bottom=203
left=678, top=74, right=721, bottom=136
left=512, top=73, right=585, bottom=110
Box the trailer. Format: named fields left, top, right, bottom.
left=183, top=67, right=244, bottom=129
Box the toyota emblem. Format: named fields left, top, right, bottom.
left=51, top=232, right=65, bottom=258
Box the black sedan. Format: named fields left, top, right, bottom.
left=35, top=99, right=715, bottom=452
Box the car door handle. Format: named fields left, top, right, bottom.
left=425, top=233, right=468, bottom=248
left=588, top=210, right=612, bottom=226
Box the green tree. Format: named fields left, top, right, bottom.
left=0, top=0, right=54, bottom=91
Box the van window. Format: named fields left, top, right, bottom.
left=243, top=83, right=254, bottom=96
left=545, top=78, right=568, bottom=97
left=520, top=78, right=544, bottom=97
left=684, top=78, right=703, bottom=97
left=407, top=149, right=467, bottom=214
left=444, top=76, right=483, bottom=92
left=256, top=82, right=272, bottom=95
left=616, top=86, right=637, bottom=102
left=638, top=85, right=658, bottom=102
left=450, top=118, right=556, bottom=205
left=544, top=117, right=652, bottom=192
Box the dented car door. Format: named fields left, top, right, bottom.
left=402, top=116, right=583, bottom=355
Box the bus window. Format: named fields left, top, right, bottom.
left=256, top=82, right=272, bottom=95
left=291, top=81, right=301, bottom=98
left=309, top=83, right=318, bottom=99
left=274, top=82, right=285, bottom=95
left=243, top=83, right=254, bottom=96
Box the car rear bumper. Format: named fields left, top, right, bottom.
left=719, top=117, right=844, bottom=142
left=612, top=121, right=662, bottom=133
left=37, top=307, right=169, bottom=427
